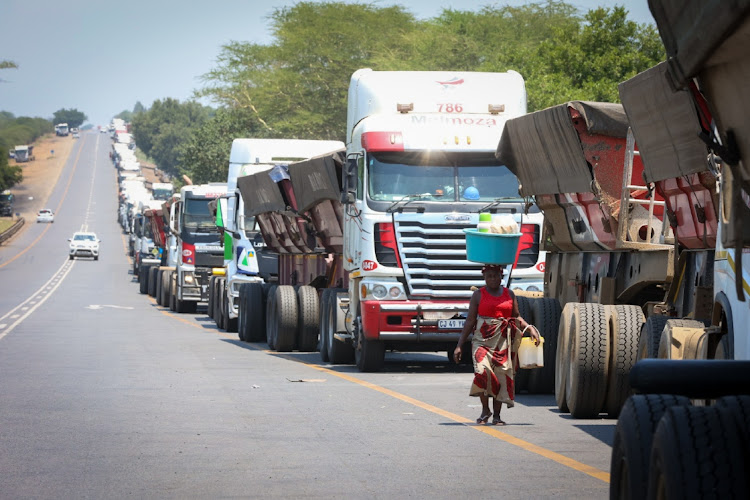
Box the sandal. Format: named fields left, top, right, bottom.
left=476, top=411, right=492, bottom=424
left=491, top=415, right=506, bottom=426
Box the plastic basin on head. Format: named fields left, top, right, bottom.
left=464, top=228, right=521, bottom=264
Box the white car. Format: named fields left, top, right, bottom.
left=69, top=232, right=100, bottom=260
left=36, top=209, right=55, bottom=223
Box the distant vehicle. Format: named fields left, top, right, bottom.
left=55, top=123, right=69, bottom=136
left=36, top=209, right=54, bottom=223
left=0, top=190, right=14, bottom=216
left=71, top=128, right=80, bottom=139
left=68, top=232, right=100, bottom=260
left=8, top=150, right=14, bottom=159
left=13, top=145, right=35, bottom=162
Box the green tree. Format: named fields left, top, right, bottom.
left=115, top=109, right=133, bottom=122
left=179, top=107, right=267, bottom=184
left=0, top=146, right=23, bottom=191
left=0, top=60, right=18, bottom=83
left=52, top=108, right=87, bottom=128
left=133, top=101, right=146, bottom=114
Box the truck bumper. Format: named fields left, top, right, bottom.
left=360, top=300, right=469, bottom=342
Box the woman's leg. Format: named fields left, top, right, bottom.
left=477, top=395, right=492, bottom=423
left=492, top=399, right=506, bottom=425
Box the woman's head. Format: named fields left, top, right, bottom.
left=481, top=264, right=504, bottom=288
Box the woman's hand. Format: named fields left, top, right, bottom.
left=529, top=325, right=541, bottom=346
left=453, top=345, right=463, bottom=363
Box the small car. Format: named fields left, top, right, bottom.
left=68, top=232, right=100, bottom=260
left=36, top=209, right=55, bottom=223
left=72, top=132, right=80, bottom=139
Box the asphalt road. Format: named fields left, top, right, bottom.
left=0, top=132, right=614, bottom=499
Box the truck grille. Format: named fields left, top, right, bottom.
left=394, top=215, right=483, bottom=299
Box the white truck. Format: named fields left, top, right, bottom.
left=55, top=123, right=69, bottom=136
left=161, top=183, right=228, bottom=313
left=211, top=139, right=344, bottom=334
left=13, top=145, right=34, bottom=163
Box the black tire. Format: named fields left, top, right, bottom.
left=206, top=276, right=216, bottom=320
left=162, top=271, right=172, bottom=309
left=657, top=319, right=708, bottom=360
left=319, top=289, right=332, bottom=362
left=565, top=303, right=609, bottom=418
left=297, top=286, right=319, bottom=352
left=515, top=295, right=535, bottom=393
left=245, top=283, right=266, bottom=342
left=555, top=303, right=576, bottom=413
left=647, top=405, right=748, bottom=499
left=224, top=288, right=238, bottom=333
left=94, top=255, right=98, bottom=261
left=169, top=274, right=177, bottom=312
left=148, top=266, right=159, bottom=297
left=355, top=308, right=385, bottom=372
left=604, top=304, right=645, bottom=418
left=638, top=314, right=669, bottom=360
left=527, top=297, right=561, bottom=393
left=274, top=285, right=298, bottom=352
left=237, top=284, right=248, bottom=341
left=215, top=278, right=225, bottom=327
left=327, top=289, right=354, bottom=364
left=155, top=269, right=164, bottom=306
left=69, top=255, right=74, bottom=260
left=139, top=264, right=149, bottom=294
left=266, top=285, right=278, bottom=350
left=609, top=394, right=690, bottom=500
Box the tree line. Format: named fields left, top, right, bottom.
left=130, top=1, right=663, bottom=185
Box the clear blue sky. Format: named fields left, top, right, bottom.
left=0, top=1, right=653, bottom=127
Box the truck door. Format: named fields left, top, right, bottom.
left=343, top=154, right=365, bottom=270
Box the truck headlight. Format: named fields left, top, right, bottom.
left=372, top=284, right=387, bottom=299
left=183, top=273, right=195, bottom=285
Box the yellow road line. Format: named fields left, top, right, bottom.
left=161, top=302, right=610, bottom=483
left=0, top=136, right=85, bottom=269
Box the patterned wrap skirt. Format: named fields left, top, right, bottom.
left=469, top=316, right=521, bottom=406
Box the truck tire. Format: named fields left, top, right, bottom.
left=274, top=285, right=298, bottom=352
left=515, top=295, right=535, bottom=393
left=206, top=276, right=216, bottom=320
left=161, top=270, right=172, bottom=308
left=327, top=289, right=354, bottom=364
left=148, top=266, right=159, bottom=297
left=555, top=303, right=576, bottom=413
left=355, top=324, right=385, bottom=372
left=657, top=319, right=709, bottom=360
left=638, top=314, right=669, bottom=360
left=647, top=405, right=748, bottom=500
left=214, top=278, right=225, bottom=327
left=609, top=394, right=690, bottom=500
left=155, top=269, right=164, bottom=306
left=169, top=274, right=177, bottom=312
left=604, top=304, right=645, bottom=418
left=139, top=264, right=149, bottom=294
left=565, top=303, right=609, bottom=418
left=224, top=291, right=238, bottom=333
left=319, top=289, right=332, bottom=362
left=527, top=297, right=561, bottom=394
left=245, top=283, right=266, bottom=342
left=266, top=285, right=278, bottom=350
left=297, top=286, right=319, bottom=352
left=237, top=284, right=248, bottom=341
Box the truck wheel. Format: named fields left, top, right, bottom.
left=603, top=304, right=645, bottom=418
left=139, top=265, right=149, bottom=294
left=214, top=278, right=225, bottom=327
left=657, top=319, right=708, bottom=360
left=638, top=314, right=669, bottom=360
left=647, top=405, right=748, bottom=499
left=609, top=394, right=690, bottom=500
left=148, top=266, right=159, bottom=297
left=169, top=276, right=177, bottom=312
left=319, top=289, right=332, bottom=362
left=327, top=289, right=354, bottom=364
left=237, top=284, right=248, bottom=341
left=274, top=285, right=298, bottom=352
left=162, top=271, right=172, bottom=309
left=206, top=277, right=216, bottom=320
left=355, top=325, right=385, bottom=372
left=515, top=295, right=535, bottom=393
left=555, top=303, right=576, bottom=413
left=265, top=285, right=278, bottom=350
left=224, top=292, right=238, bottom=333
left=155, top=270, right=164, bottom=305
left=527, top=297, right=561, bottom=394
left=245, top=283, right=266, bottom=342
left=297, top=286, right=319, bottom=352
left=565, top=303, right=609, bottom=418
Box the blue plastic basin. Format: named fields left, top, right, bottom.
left=464, top=228, right=521, bottom=265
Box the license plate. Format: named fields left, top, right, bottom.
left=438, top=319, right=465, bottom=330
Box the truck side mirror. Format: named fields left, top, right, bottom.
left=341, top=157, right=358, bottom=205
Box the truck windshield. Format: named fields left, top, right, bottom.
left=367, top=152, right=520, bottom=203
left=152, top=188, right=173, bottom=201
left=183, top=197, right=216, bottom=228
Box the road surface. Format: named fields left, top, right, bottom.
left=0, top=131, right=614, bottom=498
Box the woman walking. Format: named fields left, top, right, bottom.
left=453, top=264, right=540, bottom=425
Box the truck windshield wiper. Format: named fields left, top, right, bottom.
left=385, top=193, right=430, bottom=213
left=477, top=197, right=524, bottom=213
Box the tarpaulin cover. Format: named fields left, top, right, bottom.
left=287, top=150, right=345, bottom=213
left=619, top=62, right=708, bottom=182
left=649, top=0, right=750, bottom=86
left=237, top=169, right=287, bottom=217
left=497, top=102, right=627, bottom=196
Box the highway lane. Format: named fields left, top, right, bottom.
left=0, top=132, right=614, bottom=498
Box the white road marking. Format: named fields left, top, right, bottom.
left=85, top=305, right=135, bottom=310
left=0, top=324, right=6, bottom=329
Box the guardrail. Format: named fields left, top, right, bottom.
left=0, top=217, right=25, bottom=245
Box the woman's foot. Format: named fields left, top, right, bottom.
left=476, top=411, right=492, bottom=424
left=491, top=414, right=506, bottom=426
